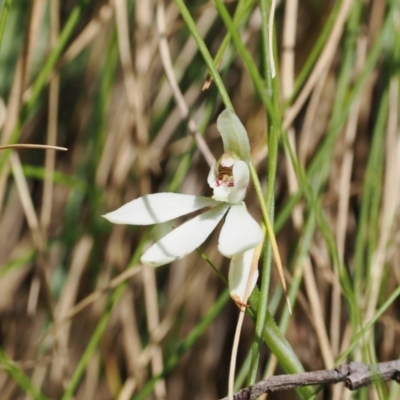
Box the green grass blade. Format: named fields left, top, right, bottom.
left=354, top=91, right=388, bottom=298
left=133, top=289, right=231, bottom=400
left=336, top=284, right=400, bottom=364
left=173, top=0, right=233, bottom=111
left=0, top=347, right=48, bottom=400
left=206, top=0, right=254, bottom=80
left=0, top=0, right=12, bottom=50
left=289, top=0, right=343, bottom=104
left=0, top=0, right=91, bottom=174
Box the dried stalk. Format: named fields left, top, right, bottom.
left=220, top=361, right=400, bottom=400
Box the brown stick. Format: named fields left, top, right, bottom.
left=219, top=361, right=400, bottom=400
left=0, top=144, right=67, bottom=151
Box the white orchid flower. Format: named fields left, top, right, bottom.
left=103, top=110, right=262, bottom=303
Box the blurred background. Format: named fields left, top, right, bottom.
left=0, top=0, right=399, bottom=399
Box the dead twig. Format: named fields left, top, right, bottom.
left=219, top=361, right=400, bottom=400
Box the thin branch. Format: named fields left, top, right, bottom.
left=0, top=144, right=67, bottom=151
left=220, top=361, right=400, bottom=400
left=156, top=0, right=214, bottom=166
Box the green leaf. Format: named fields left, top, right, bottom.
left=0, top=348, right=48, bottom=400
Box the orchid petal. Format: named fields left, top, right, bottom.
left=103, top=193, right=218, bottom=225
left=217, top=109, right=251, bottom=163
left=218, top=203, right=262, bottom=257
left=141, top=204, right=229, bottom=267
left=207, top=160, right=217, bottom=188
left=229, top=248, right=258, bottom=303
left=213, top=186, right=231, bottom=203
left=227, top=160, right=249, bottom=204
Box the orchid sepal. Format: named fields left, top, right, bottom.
left=103, top=193, right=219, bottom=225
left=217, top=109, right=251, bottom=163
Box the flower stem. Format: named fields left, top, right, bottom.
left=249, top=161, right=291, bottom=314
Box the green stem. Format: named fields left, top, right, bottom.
left=173, top=0, right=233, bottom=111
left=247, top=0, right=282, bottom=385
left=0, top=0, right=12, bottom=50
